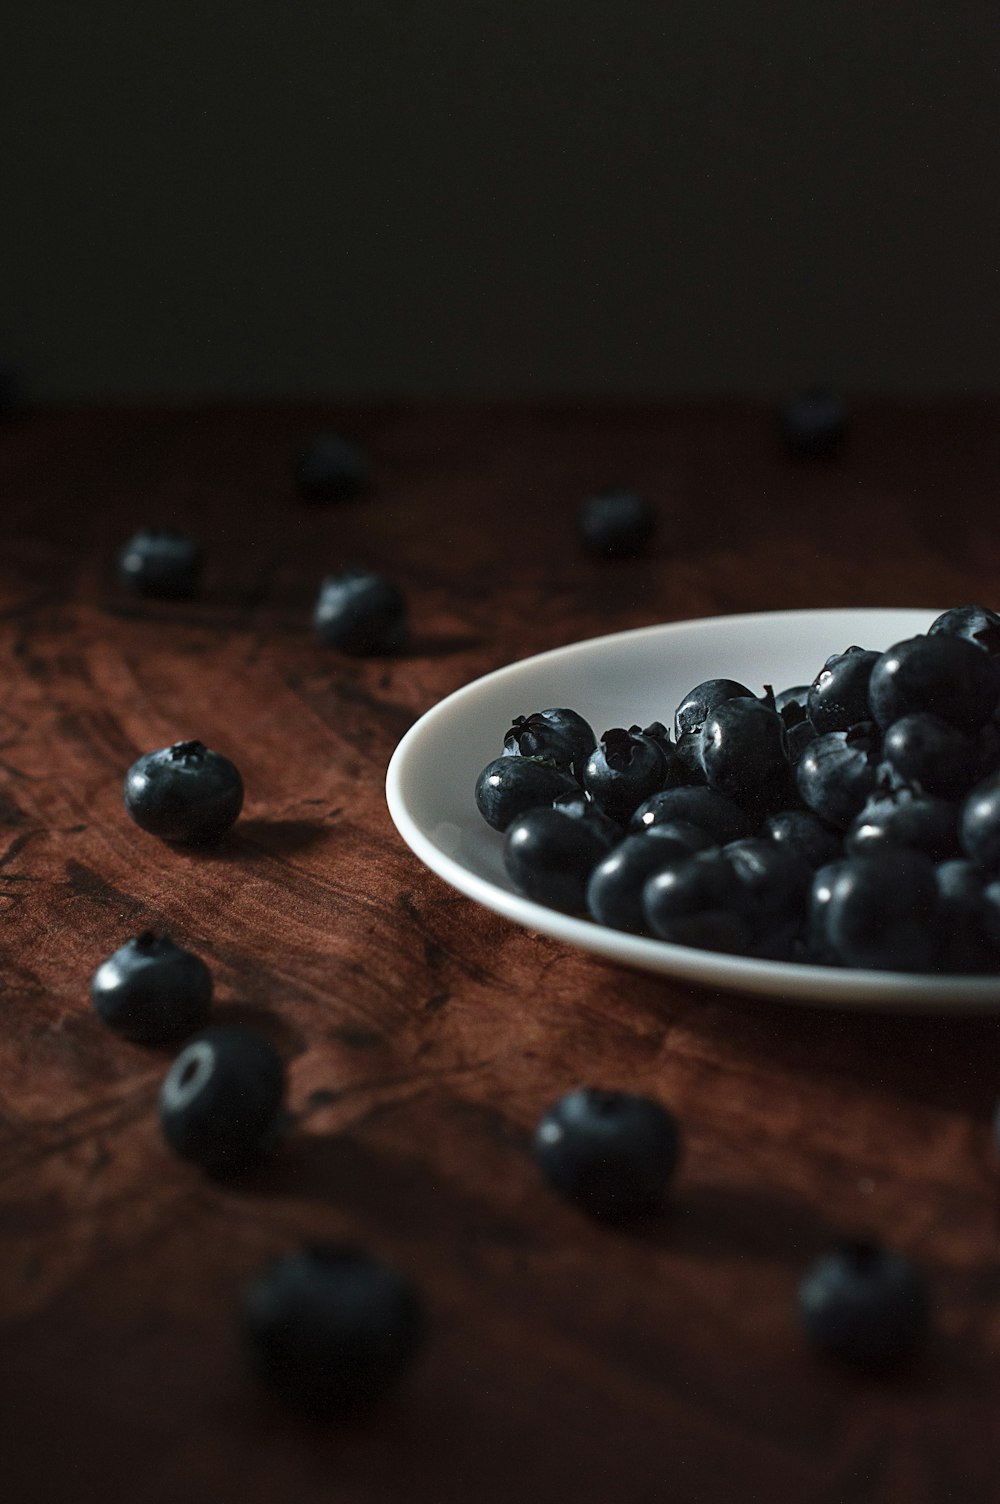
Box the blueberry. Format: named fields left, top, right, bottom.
left=503, top=805, right=617, bottom=912
left=313, top=569, right=407, bottom=655
left=124, top=739, right=244, bottom=845
left=244, top=1245, right=422, bottom=1417
left=806, top=647, right=880, bottom=734
left=630, top=785, right=754, bottom=844
left=643, top=849, right=753, bottom=952
left=880, top=713, right=979, bottom=800
left=719, top=836, right=812, bottom=939
left=582, top=727, right=668, bottom=823
left=805, top=860, right=850, bottom=965
left=159, top=1026, right=285, bottom=1176
left=578, top=489, right=654, bottom=558
left=797, top=1241, right=928, bottom=1369
left=927, top=604, right=1000, bottom=658
left=959, top=772, right=1000, bottom=871
left=475, top=755, right=578, bottom=832
left=502, top=708, right=596, bottom=773
left=586, top=826, right=712, bottom=934
left=673, top=729, right=709, bottom=784
left=821, top=851, right=939, bottom=971
left=975, top=715, right=1000, bottom=781
left=550, top=792, right=626, bottom=845
left=117, top=529, right=202, bottom=600
left=701, top=695, right=793, bottom=814
left=293, top=433, right=368, bottom=501
left=764, top=809, right=843, bottom=870
left=627, top=724, right=692, bottom=790
left=868, top=635, right=1000, bottom=733
left=936, top=861, right=999, bottom=973
left=845, top=787, right=960, bottom=862
left=91, top=931, right=212, bottom=1044
left=796, top=724, right=882, bottom=829
left=674, top=679, right=755, bottom=740
left=777, top=384, right=848, bottom=460
left=785, top=719, right=819, bottom=768
left=534, top=1086, right=680, bottom=1220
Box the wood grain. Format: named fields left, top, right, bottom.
left=1, top=402, right=1000, bottom=1504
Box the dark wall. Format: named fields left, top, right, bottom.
left=4, top=3, right=998, bottom=401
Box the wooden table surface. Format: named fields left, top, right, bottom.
left=2, top=402, right=1000, bottom=1504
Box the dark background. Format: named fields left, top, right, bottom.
left=4, top=2, right=998, bottom=403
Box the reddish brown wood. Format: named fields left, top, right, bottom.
left=2, top=402, right=1000, bottom=1504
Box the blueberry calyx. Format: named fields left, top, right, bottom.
left=168, top=739, right=207, bottom=763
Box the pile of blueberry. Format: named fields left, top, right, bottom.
left=476, top=607, right=1000, bottom=974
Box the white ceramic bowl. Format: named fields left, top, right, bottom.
left=386, top=608, right=1000, bottom=1011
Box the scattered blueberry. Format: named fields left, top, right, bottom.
left=777, top=385, right=848, bottom=460
left=534, top=1086, right=680, bottom=1220
left=578, top=489, right=654, bottom=558
left=293, top=433, right=368, bottom=501
left=313, top=569, right=407, bottom=655
left=124, top=739, right=244, bottom=845
left=117, top=529, right=202, bottom=600
left=244, top=1245, right=422, bottom=1417
left=159, top=1026, right=285, bottom=1176
left=797, top=1240, right=929, bottom=1369
left=475, top=755, right=578, bottom=832
left=91, top=931, right=212, bottom=1044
